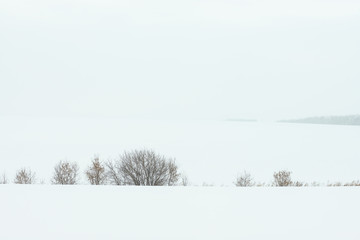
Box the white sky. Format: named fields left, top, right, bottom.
left=1, top=0, right=360, bottom=120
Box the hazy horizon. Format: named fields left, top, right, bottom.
left=2, top=2, right=360, bottom=240
left=1, top=0, right=360, bottom=121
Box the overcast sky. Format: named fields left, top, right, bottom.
left=1, top=0, right=359, bottom=120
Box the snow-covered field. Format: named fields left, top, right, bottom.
left=1, top=117, right=360, bottom=239
left=0, top=185, right=359, bottom=240
left=1, top=116, right=360, bottom=185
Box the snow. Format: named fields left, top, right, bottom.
left=0, top=185, right=359, bottom=240
left=1, top=116, right=360, bottom=185
left=1, top=117, right=359, bottom=239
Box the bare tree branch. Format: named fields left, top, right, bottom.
left=106, top=149, right=181, bottom=186
left=52, top=161, right=79, bottom=185
left=14, top=168, right=36, bottom=184
left=234, top=171, right=255, bottom=187
left=273, top=170, right=293, bottom=187
left=85, top=156, right=107, bottom=185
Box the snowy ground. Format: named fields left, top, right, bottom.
left=1, top=116, right=360, bottom=185
left=0, top=185, right=359, bottom=240
left=1, top=117, right=359, bottom=239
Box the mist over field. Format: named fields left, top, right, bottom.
left=1, top=116, right=360, bottom=185
left=1, top=0, right=360, bottom=121
left=1, top=0, right=360, bottom=182
left=1, top=0, right=360, bottom=239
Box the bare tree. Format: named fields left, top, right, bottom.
left=14, top=168, right=36, bottom=184
left=52, top=161, right=79, bottom=185
left=273, top=170, right=293, bottom=186
left=106, top=149, right=181, bottom=186
left=0, top=172, right=8, bottom=184
left=234, top=171, right=255, bottom=187
left=85, top=156, right=107, bottom=185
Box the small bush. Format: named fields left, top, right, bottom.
left=292, top=181, right=307, bottom=187
left=106, top=149, right=181, bottom=186
left=234, top=171, right=255, bottom=187
left=180, top=173, right=190, bottom=186
left=344, top=180, right=360, bottom=186
left=0, top=172, right=8, bottom=184
left=202, top=182, right=215, bottom=187
left=85, top=157, right=107, bottom=185
left=14, top=168, right=36, bottom=184
left=328, top=180, right=360, bottom=187
left=52, top=161, right=79, bottom=185
left=311, top=181, right=321, bottom=187
left=256, top=182, right=267, bottom=187
left=327, top=181, right=343, bottom=187
left=273, top=170, right=292, bottom=187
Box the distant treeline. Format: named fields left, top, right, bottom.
left=279, top=115, right=360, bottom=126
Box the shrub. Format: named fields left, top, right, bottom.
left=292, top=181, right=307, bottom=187
left=311, top=181, right=321, bottom=187
left=14, top=168, right=36, bottom=184
left=85, top=157, right=107, bottom=185
left=344, top=180, right=360, bottom=186
left=327, top=181, right=343, bottom=187
left=234, top=171, right=255, bottom=187
left=180, top=173, right=190, bottom=186
left=273, top=170, right=293, bottom=187
left=0, top=172, right=8, bottom=184
left=328, top=180, right=360, bottom=187
left=106, top=149, right=181, bottom=186
left=52, top=161, right=79, bottom=185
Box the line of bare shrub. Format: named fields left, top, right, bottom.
left=1, top=150, right=359, bottom=187
left=0, top=149, right=188, bottom=186
left=234, top=170, right=360, bottom=187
